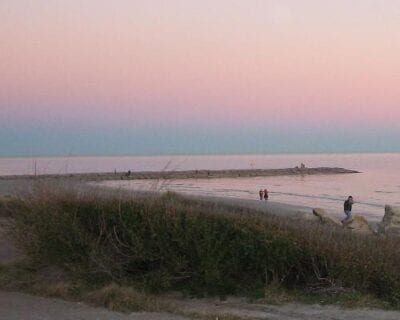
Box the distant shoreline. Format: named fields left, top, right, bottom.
left=0, top=167, right=359, bottom=181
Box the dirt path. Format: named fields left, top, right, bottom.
left=168, top=297, right=400, bottom=320
left=0, top=291, right=187, bottom=320
left=3, top=291, right=400, bottom=320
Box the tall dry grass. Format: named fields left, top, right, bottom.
left=6, top=185, right=400, bottom=304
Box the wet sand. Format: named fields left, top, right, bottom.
left=193, top=194, right=312, bottom=218
left=0, top=167, right=358, bottom=221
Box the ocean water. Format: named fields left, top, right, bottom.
left=1, top=153, right=400, bottom=220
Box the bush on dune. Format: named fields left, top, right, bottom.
left=7, top=187, right=400, bottom=304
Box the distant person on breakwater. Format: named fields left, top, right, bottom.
left=259, top=189, right=264, bottom=200
left=343, top=196, right=354, bottom=221
left=263, top=189, right=269, bottom=200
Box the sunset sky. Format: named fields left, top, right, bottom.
left=1, top=1, right=399, bottom=156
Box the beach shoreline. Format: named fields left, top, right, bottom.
left=188, top=194, right=313, bottom=218
left=1, top=165, right=383, bottom=225
left=0, top=167, right=367, bottom=223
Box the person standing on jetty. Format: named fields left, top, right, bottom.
left=343, top=196, right=354, bottom=220
left=263, top=188, right=269, bottom=200
left=259, top=189, right=264, bottom=200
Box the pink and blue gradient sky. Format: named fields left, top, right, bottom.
left=1, top=1, right=399, bottom=155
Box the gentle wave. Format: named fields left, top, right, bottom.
left=2, top=153, right=400, bottom=220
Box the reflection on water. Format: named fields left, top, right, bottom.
left=2, top=153, right=400, bottom=176
left=97, top=158, right=399, bottom=222
left=2, top=153, right=400, bottom=221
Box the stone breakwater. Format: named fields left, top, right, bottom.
left=311, top=205, right=400, bottom=236
left=0, top=167, right=359, bottom=181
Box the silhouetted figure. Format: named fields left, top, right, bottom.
left=263, top=189, right=269, bottom=200
left=259, top=189, right=264, bottom=200
left=343, top=196, right=354, bottom=221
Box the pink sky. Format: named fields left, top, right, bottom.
left=1, top=0, right=400, bottom=129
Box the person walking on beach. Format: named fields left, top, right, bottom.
left=259, top=189, right=264, bottom=200
left=263, top=188, right=269, bottom=200
left=343, top=196, right=354, bottom=221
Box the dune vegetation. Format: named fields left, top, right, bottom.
left=2, top=185, right=400, bottom=310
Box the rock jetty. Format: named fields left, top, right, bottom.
left=378, top=205, right=400, bottom=236
left=0, top=167, right=359, bottom=181
left=311, top=205, right=400, bottom=236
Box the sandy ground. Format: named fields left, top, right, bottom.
left=0, top=177, right=315, bottom=219
left=0, top=291, right=187, bottom=320
left=195, top=194, right=312, bottom=218
left=3, top=290, right=400, bottom=320
left=169, top=297, right=400, bottom=320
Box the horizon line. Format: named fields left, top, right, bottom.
left=1, top=150, right=400, bottom=159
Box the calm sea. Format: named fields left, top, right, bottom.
left=1, top=153, right=400, bottom=220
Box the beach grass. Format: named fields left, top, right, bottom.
left=3, top=184, right=400, bottom=309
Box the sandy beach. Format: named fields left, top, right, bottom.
left=0, top=167, right=357, bottom=220
left=0, top=177, right=313, bottom=219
